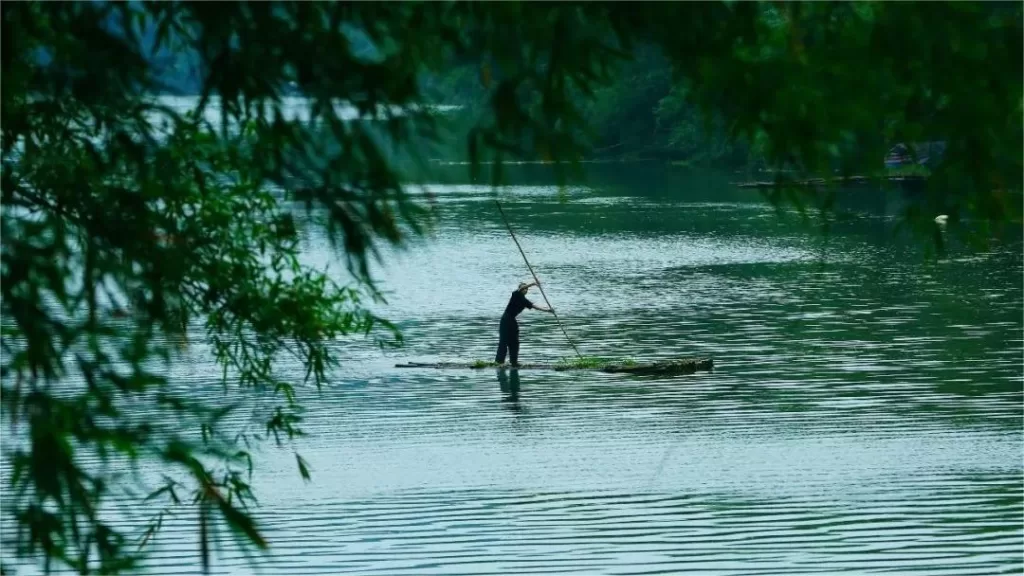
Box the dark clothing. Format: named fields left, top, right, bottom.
left=495, top=290, right=535, bottom=365
left=495, top=315, right=520, bottom=365
left=502, top=290, right=535, bottom=318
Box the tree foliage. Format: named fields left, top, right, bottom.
left=1, top=1, right=1020, bottom=574
left=436, top=2, right=1022, bottom=236
left=645, top=2, right=1022, bottom=237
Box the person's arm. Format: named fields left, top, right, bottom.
left=528, top=299, right=554, bottom=314
left=524, top=282, right=554, bottom=313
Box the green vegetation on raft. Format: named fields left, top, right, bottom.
left=555, top=356, right=638, bottom=370
left=465, top=357, right=642, bottom=369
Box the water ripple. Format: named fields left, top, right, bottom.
left=4, top=181, right=1021, bottom=575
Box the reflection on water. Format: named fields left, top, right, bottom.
left=3, top=167, right=1021, bottom=575
left=496, top=368, right=522, bottom=404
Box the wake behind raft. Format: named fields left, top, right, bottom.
left=395, top=358, right=714, bottom=376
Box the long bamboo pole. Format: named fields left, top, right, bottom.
left=495, top=200, right=582, bottom=359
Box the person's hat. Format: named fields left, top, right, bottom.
left=517, top=282, right=530, bottom=291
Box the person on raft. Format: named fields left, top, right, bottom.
left=495, top=281, right=554, bottom=366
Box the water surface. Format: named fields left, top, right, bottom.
left=8, top=165, right=1024, bottom=575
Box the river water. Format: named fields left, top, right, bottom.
left=7, top=165, right=1023, bottom=575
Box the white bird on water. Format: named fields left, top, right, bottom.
left=934, top=214, right=949, bottom=225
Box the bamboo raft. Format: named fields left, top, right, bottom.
left=395, top=357, right=713, bottom=376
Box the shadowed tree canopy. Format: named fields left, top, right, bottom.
left=1, top=1, right=1020, bottom=573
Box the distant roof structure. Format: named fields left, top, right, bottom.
left=884, top=141, right=946, bottom=168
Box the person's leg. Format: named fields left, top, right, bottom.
left=495, top=321, right=509, bottom=364
left=495, top=334, right=507, bottom=364
left=509, top=321, right=520, bottom=365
